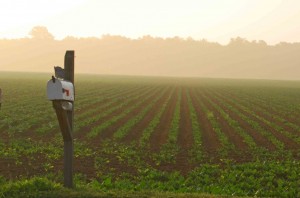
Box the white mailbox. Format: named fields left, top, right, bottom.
left=47, top=78, right=74, bottom=101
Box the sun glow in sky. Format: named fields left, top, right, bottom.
left=1, top=0, right=300, bottom=44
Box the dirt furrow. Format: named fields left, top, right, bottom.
left=74, top=87, right=158, bottom=140
left=199, top=91, right=249, bottom=152
left=75, top=85, right=143, bottom=115
left=174, top=87, right=194, bottom=175
left=207, top=89, right=276, bottom=151
left=217, top=89, right=300, bottom=138
left=219, top=88, right=300, bottom=127
left=210, top=89, right=299, bottom=150
left=149, top=87, right=179, bottom=152
left=189, top=88, right=221, bottom=159
left=207, top=89, right=277, bottom=151
left=89, top=87, right=165, bottom=146
left=121, top=87, right=173, bottom=144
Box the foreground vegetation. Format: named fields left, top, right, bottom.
left=0, top=72, right=300, bottom=197
left=0, top=160, right=299, bottom=197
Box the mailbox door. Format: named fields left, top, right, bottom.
left=61, top=81, right=74, bottom=101
left=47, top=79, right=74, bottom=101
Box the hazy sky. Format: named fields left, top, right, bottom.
left=0, top=0, right=299, bottom=44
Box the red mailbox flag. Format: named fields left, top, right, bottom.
left=62, top=88, right=70, bottom=96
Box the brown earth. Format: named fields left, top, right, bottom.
left=200, top=90, right=249, bottom=150
left=54, top=156, right=96, bottom=179
left=198, top=91, right=251, bottom=163
left=215, top=88, right=300, bottom=137
left=89, top=87, right=165, bottom=145
left=174, top=87, right=194, bottom=175
left=0, top=129, right=10, bottom=143
left=16, top=86, right=145, bottom=141
left=75, top=85, right=143, bottom=116
left=189, top=88, right=221, bottom=161
left=149, top=87, right=179, bottom=152
left=208, top=89, right=277, bottom=151
left=121, top=87, right=172, bottom=144
left=211, top=90, right=300, bottom=150
left=1, top=83, right=300, bottom=180
left=74, top=86, right=157, bottom=141
left=0, top=155, right=47, bottom=179
left=151, top=87, right=195, bottom=175
left=223, top=89, right=300, bottom=127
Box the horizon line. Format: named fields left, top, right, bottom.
left=0, top=34, right=299, bottom=46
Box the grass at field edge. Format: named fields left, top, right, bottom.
left=0, top=176, right=237, bottom=198
left=34, top=189, right=229, bottom=198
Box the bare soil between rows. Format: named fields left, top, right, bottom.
left=1, top=85, right=300, bottom=179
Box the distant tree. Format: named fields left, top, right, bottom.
left=63, top=36, right=78, bottom=41
left=229, top=37, right=249, bottom=44
left=29, top=26, right=54, bottom=40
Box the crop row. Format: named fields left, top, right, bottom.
left=86, top=86, right=166, bottom=139
left=208, top=89, right=299, bottom=150
left=74, top=85, right=156, bottom=134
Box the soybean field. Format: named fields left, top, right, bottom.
left=0, top=72, right=300, bottom=197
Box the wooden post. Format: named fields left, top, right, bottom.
left=63, top=50, right=75, bottom=188
left=52, top=50, right=75, bottom=188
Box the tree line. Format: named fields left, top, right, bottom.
left=0, top=26, right=299, bottom=80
